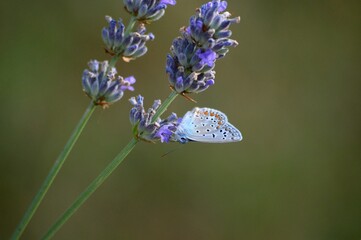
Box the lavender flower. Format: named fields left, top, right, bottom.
left=123, top=0, right=176, bottom=23
left=185, top=0, right=240, bottom=58
left=166, top=0, right=239, bottom=94
left=166, top=37, right=216, bottom=93
left=102, top=16, right=155, bottom=62
left=82, top=60, right=135, bottom=108
left=129, top=95, right=179, bottom=142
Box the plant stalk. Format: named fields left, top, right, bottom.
left=41, top=91, right=179, bottom=239
left=11, top=101, right=96, bottom=240
left=41, top=138, right=138, bottom=240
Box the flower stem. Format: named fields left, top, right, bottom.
left=41, top=91, right=179, bottom=239
left=41, top=138, right=139, bottom=240
left=124, top=16, right=137, bottom=36
left=152, top=90, right=178, bottom=122
left=11, top=101, right=96, bottom=240
left=12, top=12, right=139, bottom=240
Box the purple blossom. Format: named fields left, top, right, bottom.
left=102, top=16, right=154, bottom=61
left=154, top=124, right=173, bottom=143
left=120, top=76, right=136, bottom=91
left=82, top=60, right=135, bottom=108
left=166, top=0, right=239, bottom=94
left=197, top=49, right=217, bottom=67
left=129, top=95, right=179, bottom=142
left=123, top=0, right=176, bottom=23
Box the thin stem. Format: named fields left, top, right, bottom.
left=41, top=91, right=179, bottom=239
left=12, top=11, right=139, bottom=240
left=41, top=138, right=138, bottom=240
left=11, top=101, right=96, bottom=240
left=125, top=16, right=137, bottom=36
left=152, top=90, right=178, bottom=122
left=108, top=55, right=120, bottom=69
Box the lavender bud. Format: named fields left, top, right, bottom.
left=102, top=17, right=154, bottom=61
left=123, top=0, right=176, bottom=23
left=129, top=95, right=180, bottom=143
left=82, top=60, right=135, bottom=108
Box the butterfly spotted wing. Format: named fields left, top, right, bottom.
left=175, top=107, right=242, bottom=143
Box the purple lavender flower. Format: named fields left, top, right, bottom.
left=166, top=0, right=239, bottom=94
left=129, top=95, right=179, bottom=142
left=102, top=16, right=155, bottom=62
left=120, top=76, right=136, bottom=91
left=82, top=60, right=135, bottom=108
left=185, top=0, right=240, bottom=58
left=123, top=0, right=176, bottom=23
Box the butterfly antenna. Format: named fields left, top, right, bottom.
left=161, top=145, right=184, bottom=158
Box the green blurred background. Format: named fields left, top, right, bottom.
left=1, top=0, right=360, bottom=239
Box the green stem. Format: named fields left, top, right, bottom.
left=108, top=55, right=120, bottom=69
left=41, top=138, right=139, bottom=240
left=11, top=101, right=96, bottom=240
left=152, top=90, right=178, bottom=122
left=12, top=12, right=139, bottom=240
left=124, top=16, right=137, bottom=36
left=41, top=91, right=179, bottom=239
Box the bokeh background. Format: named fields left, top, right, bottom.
left=1, top=0, right=360, bottom=239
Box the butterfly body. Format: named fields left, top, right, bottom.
left=174, top=107, right=242, bottom=143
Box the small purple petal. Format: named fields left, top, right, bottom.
left=219, top=1, right=228, bottom=12
left=124, top=76, right=136, bottom=84
left=197, top=49, right=217, bottom=67
left=155, top=125, right=173, bottom=143
left=206, top=79, right=215, bottom=86
left=160, top=0, right=176, bottom=6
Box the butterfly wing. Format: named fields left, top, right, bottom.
left=177, top=107, right=242, bottom=143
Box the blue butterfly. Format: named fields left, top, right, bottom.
left=174, top=107, right=242, bottom=143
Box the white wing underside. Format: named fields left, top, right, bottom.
left=178, top=107, right=242, bottom=143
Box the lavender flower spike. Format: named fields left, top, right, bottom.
left=82, top=60, right=135, bottom=108
left=123, top=0, right=176, bottom=23
left=186, top=0, right=240, bottom=58
left=129, top=95, right=179, bottom=143
left=166, top=0, right=239, bottom=94
left=102, top=16, right=155, bottom=62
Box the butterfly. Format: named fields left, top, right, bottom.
left=174, top=107, right=242, bottom=143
